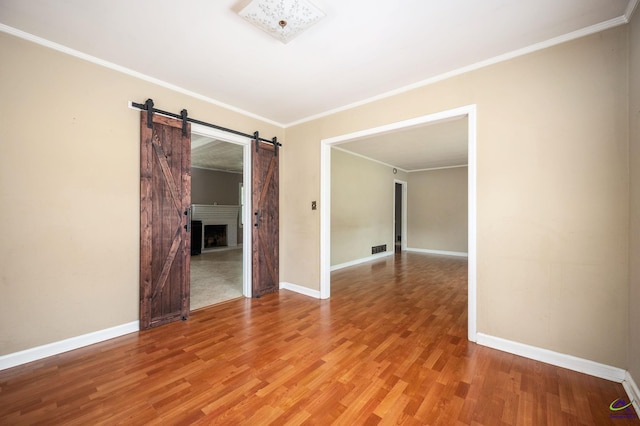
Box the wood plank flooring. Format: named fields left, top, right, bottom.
left=1, top=252, right=638, bottom=425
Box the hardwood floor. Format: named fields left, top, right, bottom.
left=1, top=252, right=638, bottom=424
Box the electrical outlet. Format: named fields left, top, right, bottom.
left=311, top=201, right=317, bottom=210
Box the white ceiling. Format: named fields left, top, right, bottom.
left=0, top=0, right=636, bottom=127
left=337, top=116, right=468, bottom=172
left=0, top=0, right=636, bottom=171
left=192, top=116, right=468, bottom=173
left=192, top=136, right=243, bottom=173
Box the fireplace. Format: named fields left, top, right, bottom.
left=204, top=224, right=227, bottom=248
left=191, top=204, right=240, bottom=252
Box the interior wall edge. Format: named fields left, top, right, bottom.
left=405, top=248, right=468, bottom=258
left=330, top=251, right=395, bottom=271
left=622, top=371, right=640, bottom=419
left=279, top=282, right=321, bottom=299
left=476, top=332, right=627, bottom=383
left=0, top=321, right=140, bottom=371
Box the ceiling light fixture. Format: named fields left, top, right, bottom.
left=239, top=0, right=326, bottom=44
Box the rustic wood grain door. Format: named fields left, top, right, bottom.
left=140, top=111, right=191, bottom=329
left=252, top=139, right=279, bottom=297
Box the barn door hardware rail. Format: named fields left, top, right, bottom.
left=131, top=98, right=282, bottom=149
left=253, top=131, right=279, bottom=157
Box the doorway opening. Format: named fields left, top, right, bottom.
left=394, top=180, right=407, bottom=253
left=190, top=123, right=252, bottom=310
left=320, top=105, right=477, bottom=342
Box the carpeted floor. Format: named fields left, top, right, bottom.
left=190, top=248, right=243, bottom=310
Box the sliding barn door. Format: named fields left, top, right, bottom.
left=252, top=139, right=279, bottom=297
left=140, top=111, right=191, bottom=329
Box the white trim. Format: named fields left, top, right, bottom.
left=0, top=321, right=139, bottom=371
left=286, top=16, right=628, bottom=127
left=1, top=24, right=282, bottom=128
left=476, top=333, right=627, bottom=383
left=623, top=371, right=640, bottom=418
left=322, top=107, right=475, bottom=145
left=330, top=251, right=395, bottom=272
left=242, top=138, right=252, bottom=298
left=320, top=137, right=332, bottom=299
left=408, top=164, right=468, bottom=173
left=405, top=248, right=468, bottom=258
left=467, top=107, right=478, bottom=342
left=280, top=282, right=321, bottom=299
left=320, top=105, right=478, bottom=342
left=332, top=146, right=408, bottom=173
left=2, top=17, right=630, bottom=129
left=1, top=17, right=630, bottom=129
left=190, top=122, right=253, bottom=298
left=625, top=0, right=640, bottom=21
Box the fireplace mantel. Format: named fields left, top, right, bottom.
left=191, top=204, right=239, bottom=250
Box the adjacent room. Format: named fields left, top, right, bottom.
left=190, top=135, right=245, bottom=310
left=330, top=116, right=469, bottom=271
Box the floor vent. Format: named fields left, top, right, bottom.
left=371, top=244, right=387, bottom=254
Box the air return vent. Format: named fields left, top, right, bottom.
left=371, top=244, right=387, bottom=254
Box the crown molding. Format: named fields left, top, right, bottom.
left=285, top=15, right=629, bottom=127
left=332, top=145, right=407, bottom=173
left=1, top=9, right=632, bottom=131
left=625, top=0, right=639, bottom=21
left=0, top=23, right=284, bottom=129
left=408, top=164, right=469, bottom=173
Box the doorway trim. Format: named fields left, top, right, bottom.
left=394, top=179, right=408, bottom=252
left=320, top=104, right=477, bottom=342
left=191, top=123, right=253, bottom=298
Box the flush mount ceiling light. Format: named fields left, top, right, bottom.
left=239, top=0, right=326, bottom=44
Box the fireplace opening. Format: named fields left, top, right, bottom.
left=203, top=224, right=227, bottom=248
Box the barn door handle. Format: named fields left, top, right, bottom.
left=184, top=208, right=191, bottom=232
left=254, top=210, right=261, bottom=228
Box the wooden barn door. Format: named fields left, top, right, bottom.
left=252, top=139, right=279, bottom=297
left=140, top=111, right=191, bottom=329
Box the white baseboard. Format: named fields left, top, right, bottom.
left=280, top=282, right=321, bottom=299
left=0, top=321, right=139, bottom=371
left=406, top=247, right=468, bottom=257
left=623, top=371, right=640, bottom=419
left=330, top=250, right=394, bottom=271
left=476, top=333, right=627, bottom=383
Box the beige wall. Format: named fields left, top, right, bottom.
left=330, top=149, right=406, bottom=266
left=629, top=11, right=640, bottom=384
left=0, top=32, right=282, bottom=356
left=407, top=167, right=468, bottom=253
left=0, top=20, right=635, bottom=374
left=191, top=168, right=242, bottom=206
left=282, top=27, right=629, bottom=367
